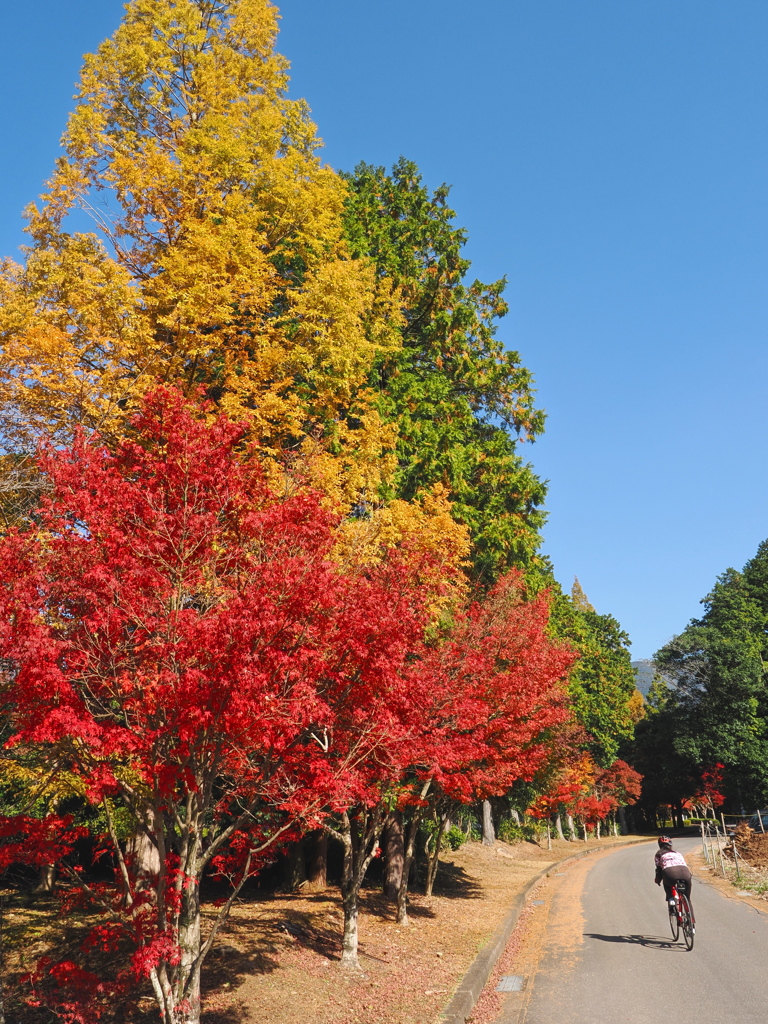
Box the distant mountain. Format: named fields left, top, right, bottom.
left=632, top=659, right=656, bottom=697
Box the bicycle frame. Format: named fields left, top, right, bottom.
left=669, top=883, right=695, bottom=950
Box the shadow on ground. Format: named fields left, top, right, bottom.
left=430, top=861, right=484, bottom=900
left=584, top=932, right=690, bottom=951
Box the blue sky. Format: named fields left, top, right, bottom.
left=2, top=1, right=768, bottom=659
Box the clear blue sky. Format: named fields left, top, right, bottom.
left=3, top=1, right=768, bottom=659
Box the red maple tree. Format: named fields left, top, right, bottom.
left=0, top=390, right=439, bottom=1021
left=379, top=573, right=576, bottom=922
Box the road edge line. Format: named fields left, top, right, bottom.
left=439, top=835, right=655, bottom=1024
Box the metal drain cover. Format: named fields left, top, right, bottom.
left=497, top=975, right=525, bottom=992
left=531, top=899, right=545, bottom=905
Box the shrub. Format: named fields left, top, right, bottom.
left=498, top=819, right=545, bottom=844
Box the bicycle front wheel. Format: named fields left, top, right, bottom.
left=668, top=903, right=679, bottom=941
left=680, top=894, right=694, bottom=950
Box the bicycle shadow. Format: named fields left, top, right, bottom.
left=584, top=933, right=690, bottom=951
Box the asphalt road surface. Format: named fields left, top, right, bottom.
left=499, top=837, right=768, bottom=1024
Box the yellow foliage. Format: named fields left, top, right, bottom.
left=627, top=688, right=646, bottom=725
left=0, top=0, right=401, bottom=503
left=334, top=486, right=471, bottom=617
left=0, top=747, right=87, bottom=809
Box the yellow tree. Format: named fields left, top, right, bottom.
left=0, top=0, right=399, bottom=508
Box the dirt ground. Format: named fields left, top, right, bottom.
left=729, top=825, right=768, bottom=869
left=3, top=834, right=644, bottom=1023
left=689, top=831, right=768, bottom=909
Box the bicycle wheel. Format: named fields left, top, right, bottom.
left=668, top=902, right=679, bottom=941
left=680, top=894, right=694, bottom=950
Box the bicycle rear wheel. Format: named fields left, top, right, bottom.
left=680, top=894, right=694, bottom=950
left=668, top=902, right=679, bottom=941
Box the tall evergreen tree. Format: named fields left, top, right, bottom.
left=342, top=158, right=547, bottom=581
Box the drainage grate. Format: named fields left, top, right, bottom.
left=496, top=975, right=525, bottom=992
left=531, top=899, right=545, bottom=905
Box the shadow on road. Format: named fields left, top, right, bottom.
left=584, top=932, right=689, bottom=951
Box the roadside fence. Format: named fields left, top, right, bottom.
left=698, top=814, right=768, bottom=894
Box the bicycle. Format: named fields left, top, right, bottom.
left=667, top=882, right=695, bottom=950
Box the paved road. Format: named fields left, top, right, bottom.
left=499, top=838, right=768, bottom=1024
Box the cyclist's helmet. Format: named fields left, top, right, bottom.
left=658, top=835, right=673, bottom=848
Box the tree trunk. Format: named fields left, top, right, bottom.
left=510, top=808, right=521, bottom=825
left=382, top=812, right=404, bottom=903
left=339, top=827, right=361, bottom=969
left=674, top=802, right=684, bottom=829
left=306, top=831, right=327, bottom=889
left=395, top=819, right=416, bottom=925
left=287, top=838, right=307, bottom=890
left=333, top=807, right=385, bottom=969
left=340, top=887, right=360, bottom=968
left=567, top=814, right=576, bottom=840
left=35, top=863, right=55, bottom=892
left=126, top=828, right=161, bottom=888
left=395, top=782, right=433, bottom=924
left=481, top=800, right=495, bottom=846
left=554, top=814, right=565, bottom=841
left=618, top=806, right=627, bottom=834
left=176, top=882, right=202, bottom=1024
left=425, top=812, right=449, bottom=897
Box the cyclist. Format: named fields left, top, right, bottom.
left=654, top=835, right=693, bottom=912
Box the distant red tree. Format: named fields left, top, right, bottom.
left=684, top=763, right=726, bottom=818
left=595, top=759, right=643, bottom=810
left=527, top=756, right=641, bottom=837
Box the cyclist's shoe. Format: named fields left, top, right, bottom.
left=667, top=899, right=676, bottom=906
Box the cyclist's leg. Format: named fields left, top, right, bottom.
left=676, top=868, right=693, bottom=918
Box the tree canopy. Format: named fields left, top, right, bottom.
left=642, top=545, right=768, bottom=810
left=341, top=159, right=547, bottom=581
left=0, top=0, right=400, bottom=511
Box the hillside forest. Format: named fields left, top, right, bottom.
left=0, top=2, right=705, bottom=1022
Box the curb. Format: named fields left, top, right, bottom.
left=439, top=835, right=655, bottom=1024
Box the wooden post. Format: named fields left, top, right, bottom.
left=717, top=826, right=727, bottom=876
left=700, top=822, right=707, bottom=863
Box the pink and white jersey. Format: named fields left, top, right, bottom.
left=655, top=849, right=687, bottom=870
